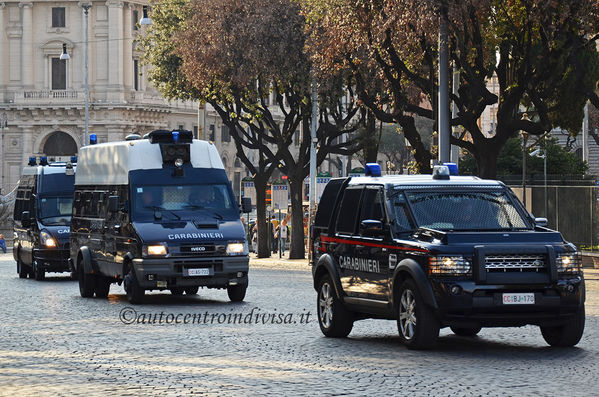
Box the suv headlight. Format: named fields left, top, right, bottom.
left=226, top=242, right=247, bottom=255
left=556, top=252, right=582, bottom=273
left=143, top=244, right=168, bottom=257
left=429, top=256, right=471, bottom=275
left=40, top=231, right=57, bottom=248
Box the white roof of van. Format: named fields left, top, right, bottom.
left=348, top=174, right=503, bottom=187
left=75, top=139, right=224, bottom=185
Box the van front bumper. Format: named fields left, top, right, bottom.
left=132, top=256, right=249, bottom=289
left=33, top=248, right=71, bottom=272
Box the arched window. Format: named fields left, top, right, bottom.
left=43, top=131, right=78, bottom=156
left=234, top=157, right=241, bottom=168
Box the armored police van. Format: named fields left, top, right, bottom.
left=70, top=130, right=250, bottom=303
left=311, top=164, right=585, bottom=349
left=13, top=157, right=76, bottom=280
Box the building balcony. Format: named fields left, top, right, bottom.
left=5, top=90, right=85, bottom=104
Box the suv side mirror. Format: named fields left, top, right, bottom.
left=21, top=211, right=31, bottom=228
left=241, top=197, right=252, bottom=213
left=534, top=217, right=548, bottom=227
left=108, top=196, right=120, bottom=213
left=360, top=219, right=384, bottom=236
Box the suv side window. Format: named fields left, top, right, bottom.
left=335, top=186, right=363, bottom=235
left=358, top=187, right=385, bottom=224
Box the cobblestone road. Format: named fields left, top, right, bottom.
left=1, top=252, right=599, bottom=396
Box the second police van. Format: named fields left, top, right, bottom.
left=311, top=164, right=585, bottom=349
left=70, top=130, right=250, bottom=303
left=13, top=157, right=76, bottom=280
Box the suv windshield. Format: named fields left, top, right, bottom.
left=396, top=190, right=530, bottom=232
left=38, top=196, right=73, bottom=225
left=133, top=183, right=238, bottom=221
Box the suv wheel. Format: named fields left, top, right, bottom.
left=227, top=284, right=247, bottom=302
left=185, top=286, right=199, bottom=295
left=397, top=279, right=439, bottom=349
left=540, top=307, right=585, bottom=347
left=78, top=265, right=95, bottom=298
left=124, top=269, right=145, bottom=304
left=450, top=326, right=481, bottom=337
left=94, top=276, right=111, bottom=299
left=17, top=261, right=28, bottom=279
left=317, top=275, right=353, bottom=337
left=170, top=287, right=184, bottom=296
left=33, top=262, right=45, bottom=281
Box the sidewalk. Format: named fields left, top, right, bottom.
left=248, top=252, right=310, bottom=269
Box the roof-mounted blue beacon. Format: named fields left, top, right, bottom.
left=39, top=156, right=49, bottom=166
left=28, top=156, right=37, bottom=166
left=365, top=163, right=382, bottom=177
left=172, top=131, right=180, bottom=143
left=444, top=162, right=459, bottom=176
left=89, top=134, right=97, bottom=145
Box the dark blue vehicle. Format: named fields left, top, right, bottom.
left=311, top=164, right=584, bottom=349
left=69, top=130, right=250, bottom=303
left=13, top=158, right=76, bottom=280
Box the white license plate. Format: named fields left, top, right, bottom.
left=187, top=268, right=210, bottom=277
left=502, top=293, right=535, bottom=305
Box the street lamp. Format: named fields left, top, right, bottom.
left=59, top=43, right=70, bottom=60
left=82, top=3, right=91, bottom=148
left=140, top=6, right=151, bottom=25
left=0, top=112, right=7, bottom=194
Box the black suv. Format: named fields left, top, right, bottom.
left=310, top=164, right=585, bottom=349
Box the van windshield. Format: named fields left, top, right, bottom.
left=396, top=190, right=531, bottom=232
left=38, top=196, right=73, bottom=226
left=133, top=183, right=238, bottom=221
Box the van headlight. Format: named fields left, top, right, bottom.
left=429, top=256, right=471, bottom=275
left=40, top=231, right=57, bottom=248
left=226, top=242, right=247, bottom=255
left=557, top=253, right=582, bottom=273
left=143, top=244, right=168, bottom=257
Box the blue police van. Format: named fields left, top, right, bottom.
left=13, top=157, right=76, bottom=280
left=69, top=130, right=250, bottom=303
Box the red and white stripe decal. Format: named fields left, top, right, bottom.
left=320, top=235, right=428, bottom=253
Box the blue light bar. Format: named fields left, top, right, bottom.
left=89, top=134, right=97, bottom=145
left=365, top=163, right=381, bottom=177
left=445, top=162, right=459, bottom=176
left=28, top=157, right=37, bottom=166
left=172, top=131, right=180, bottom=143
left=39, top=156, right=48, bottom=166
left=70, top=155, right=77, bottom=163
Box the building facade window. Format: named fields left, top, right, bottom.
left=133, top=59, right=139, bottom=91
left=209, top=124, right=215, bottom=141
left=294, top=129, right=300, bottom=146
left=193, top=126, right=198, bottom=138
left=52, top=7, right=66, bottom=28
left=132, top=10, right=139, bottom=30
left=178, top=124, right=184, bottom=130
left=51, top=58, right=67, bottom=90
left=221, top=125, right=230, bottom=142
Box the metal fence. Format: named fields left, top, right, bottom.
left=511, top=185, right=599, bottom=249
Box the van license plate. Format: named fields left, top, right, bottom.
left=502, top=293, right=535, bottom=305
left=187, top=268, right=210, bottom=277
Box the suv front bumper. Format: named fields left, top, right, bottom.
left=430, top=276, right=584, bottom=328
left=132, top=255, right=249, bottom=290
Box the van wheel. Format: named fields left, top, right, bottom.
left=540, top=307, right=585, bottom=347
left=227, top=284, right=247, bottom=302
left=17, top=261, right=28, bottom=279
left=124, top=269, right=145, bottom=304
left=317, top=275, right=353, bottom=337
left=397, top=279, right=439, bottom=349
left=451, top=326, right=482, bottom=337
left=185, top=286, right=199, bottom=295
left=170, top=287, right=184, bottom=296
left=78, top=265, right=95, bottom=298
left=33, top=263, right=45, bottom=281
left=94, top=276, right=111, bottom=299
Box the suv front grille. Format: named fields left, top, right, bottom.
left=485, top=254, right=546, bottom=272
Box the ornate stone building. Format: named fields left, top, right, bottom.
left=0, top=0, right=199, bottom=195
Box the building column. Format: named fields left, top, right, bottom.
left=21, top=126, right=33, bottom=166
left=19, top=2, right=33, bottom=89
left=106, top=0, right=123, bottom=99
left=123, top=3, right=132, bottom=92
left=0, top=3, right=6, bottom=92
